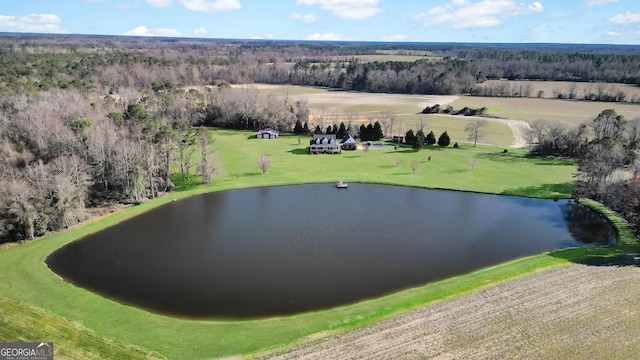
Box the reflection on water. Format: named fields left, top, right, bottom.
left=47, top=184, right=615, bottom=319
left=561, top=201, right=616, bottom=246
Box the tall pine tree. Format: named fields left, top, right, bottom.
left=414, top=129, right=426, bottom=150
left=372, top=121, right=384, bottom=140
left=426, top=130, right=436, bottom=145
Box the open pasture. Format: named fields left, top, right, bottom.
left=233, top=83, right=458, bottom=112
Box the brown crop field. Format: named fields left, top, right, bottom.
left=235, top=85, right=517, bottom=146
left=450, top=96, right=640, bottom=127
left=260, top=262, right=640, bottom=360
left=478, top=80, right=640, bottom=101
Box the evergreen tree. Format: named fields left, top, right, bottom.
left=303, top=122, right=309, bottom=134
left=405, top=129, right=416, bottom=146
left=332, top=124, right=339, bottom=134
left=337, top=122, right=347, bottom=138
left=314, top=125, right=323, bottom=134
left=372, top=121, right=384, bottom=140
left=359, top=124, right=367, bottom=140
left=293, top=119, right=304, bottom=134
left=425, top=130, right=436, bottom=145
left=414, top=129, right=426, bottom=150
left=438, top=131, right=451, bottom=147
left=326, top=125, right=333, bottom=134
left=365, top=123, right=374, bottom=141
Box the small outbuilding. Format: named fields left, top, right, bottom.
left=256, top=128, right=279, bottom=139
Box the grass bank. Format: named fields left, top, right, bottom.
left=0, top=129, right=635, bottom=359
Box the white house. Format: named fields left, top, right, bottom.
left=256, top=128, right=279, bottom=139
left=309, top=134, right=341, bottom=154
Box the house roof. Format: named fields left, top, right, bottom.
left=341, top=135, right=356, bottom=144
left=257, top=128, right=279, bottom=135
left=312, top=134, right=336, bottom=139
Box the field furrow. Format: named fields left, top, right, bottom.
left=264, top=263, right=640, bottom=359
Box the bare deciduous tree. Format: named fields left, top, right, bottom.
left=258, top=153, right=271, bottom=174
left=411, top=160, right=419, bottom=174
left=198, top=127, right=215, bottom=185
left=590, top=109, right=626, bottom=141
left=464, top=119, right=488, bottom=147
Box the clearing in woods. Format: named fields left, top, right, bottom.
left=232, top=84, right=639, bottom=148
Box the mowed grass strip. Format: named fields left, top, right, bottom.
left=0, top=129, right=633, bottom=359
left=0, top=295, right=163, bottom=360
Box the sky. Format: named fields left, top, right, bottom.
left=1, top=0, right=640, bottom=44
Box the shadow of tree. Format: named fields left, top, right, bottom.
left=476, top=153, right=526, bottom=162
left=287, top=148, right=309, bottom=155
left=477, top=153, right=575, bottom=166
left=171, top=177, right=202, bottom=192
left=549, top=247, right=640, bottom=267
left=501, top=182, right=575, bottom=198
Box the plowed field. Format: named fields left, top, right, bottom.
left=263, top=263, right=640, bottom=359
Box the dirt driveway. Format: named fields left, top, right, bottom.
left=261, top=263, right=640, bottom=359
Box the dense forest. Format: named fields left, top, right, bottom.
left=1, top=35, right=640, bottom=97
left=1, top=34, right=640, bottom=243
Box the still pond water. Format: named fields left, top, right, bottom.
left=47, top=184, right=615, bottom=319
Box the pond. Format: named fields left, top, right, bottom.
left=46, top=184, right=615, bottom=319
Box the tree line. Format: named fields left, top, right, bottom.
left=1, top=35, right=639, bottom=99
left=528, top=109, right=640, bottom=234
left=0, top=87, right=220, bottom=243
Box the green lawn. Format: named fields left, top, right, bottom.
left=0, top=129, right=635, bottom=359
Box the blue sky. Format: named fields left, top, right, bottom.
left=1, top=0, right=639, bottom=44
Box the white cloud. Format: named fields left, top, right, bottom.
left=124, top=25, right=182, bottom=37
left=608, top=11, right=640, bottom=25
left=117, top=3, right=141, bottom=11
left=250, top=34, right=273, bottom=39
left=607, top=29, right=640, bottom=39
left=587, top=0, right=618, bottom=7
left=413, top=0, right=543, bottom=29
left=194, top=26, right=208, bottom=36
left=305, top=32, right=344, bottom=40
left=0, top=13, right=67, bottom=33
left=296, top=0, right=382, bottom=20
left=146, top=0, right=173, bottom=7
left=382, top=34, right=407, bottom=41
left=290, top=13, right=319, bottom=23
left=179, top=0, right=241, bottom=12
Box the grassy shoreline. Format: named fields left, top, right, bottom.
left=0, top=129, right=636, bottom=359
